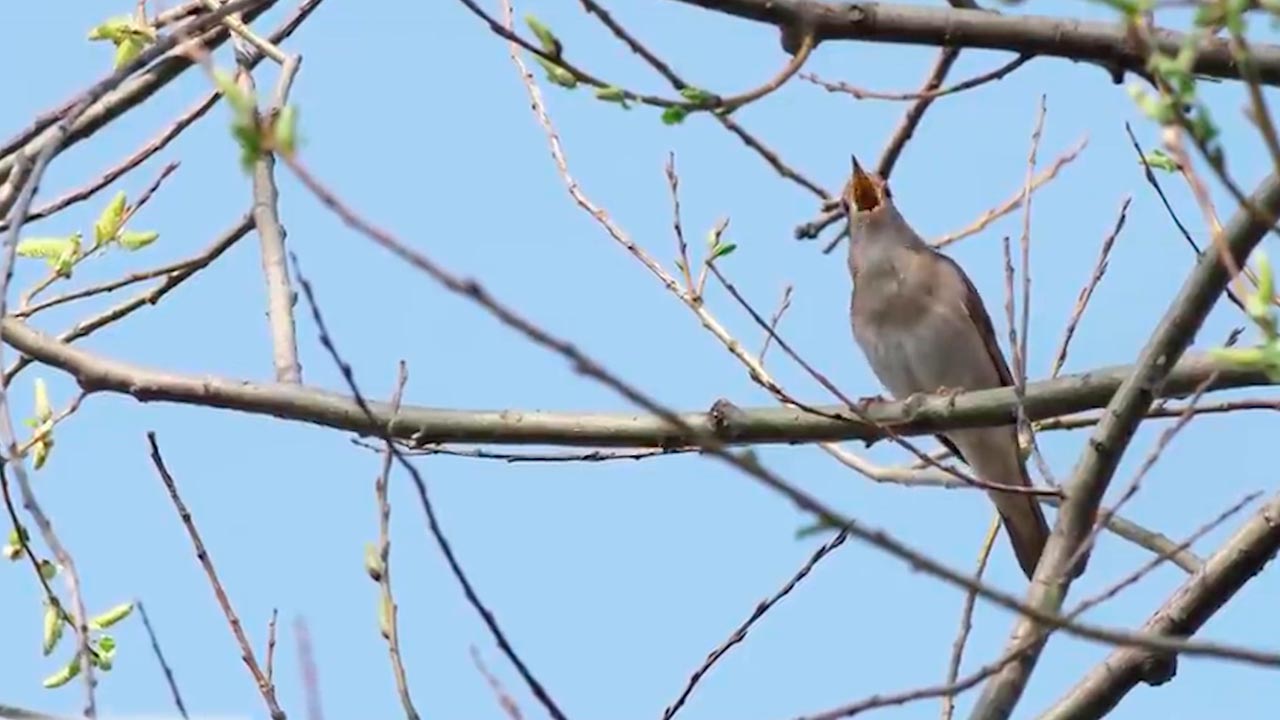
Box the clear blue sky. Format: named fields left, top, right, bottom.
left=3, top=1, right=1278, bottom=718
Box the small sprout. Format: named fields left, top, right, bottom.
left=378, top=594, right=393, bottom=639
left=1141, top=149, right=1180, bottom=172
left=94, top=635, right=117, bottom=671
left=42, top=657, right=81, bottom=688
left=661, top=106, right=690, bottom=125
left=533, top=57, right=577, bottom=89
left=33, top=378, right=52, bottom=425
left=39, top=560, right=57, bottom=580
left=94, top=191, right=128, bottom=245
left=273, top=105, right=300, bottom=156
left=28, top=379, right=55, bottom=470
left=594, top=86, right=630, bottom=109
left=364, top=542, right=384, bottom=582
left=678, top=86, right=717, bottom=106
left=118, top=230, right=160, bottom=251
left=524, top=15, right=563, bottom=58
left=88, top=602, right=134, bottom=630
left=4, top=526, right=28, bottom=560
left=42, top=602, right=63, bottom=656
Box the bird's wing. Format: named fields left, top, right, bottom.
left=926, top=250, right=1020, bottom=466
left=934, top=251, right=1018, bottom=389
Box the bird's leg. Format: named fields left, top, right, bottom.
left=853, top=393, right=888, bottom=414
left=933, top=385, right=965, bottom=411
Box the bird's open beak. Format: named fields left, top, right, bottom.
left=848, top=155, right=881, bottom=212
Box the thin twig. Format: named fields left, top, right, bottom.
left=802, top=55, right=1031, bottom=102
left=941, top=515, right=1000, bottom=720
left=136, top=601, right=189, bottom=720
left=148, top=432, right=286, bottom=720
left=265, top=609, right=279, bottom=685
left=374, top=362, right=420, bottom=720
left=294, top=616, right=323, bottom=720
left=472, top=647, right=525, bottom=720
left=932, top=139, right=1087, bottom=248
left=289, top=252, right=569, bottom=720
left=663, top=530, right=849, bottom=720
left=1049, top=197, right=1130, bottom=378
left=759, top=284, right=794, bottom=364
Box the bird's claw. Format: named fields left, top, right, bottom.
left=853, top=394, right=887, bottom=413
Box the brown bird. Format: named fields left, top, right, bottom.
left=843, top=156, right=1050, bottom=580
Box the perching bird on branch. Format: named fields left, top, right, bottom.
left=843, top=156, right=1055, bottom=580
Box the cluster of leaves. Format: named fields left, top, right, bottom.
left=1128, top=37, right=1223, bottom=163
left=523, top=15, right=718, bottom=126
left=212, top=69, right=299, bottom=170
left=87, top=12, right=157, bottom=70
left=42, top=600, right=135, bottom=689
left=1212, top=251, right=1280, bottom=379
left=17, top=190, right=160, bottom=280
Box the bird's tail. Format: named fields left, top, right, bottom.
left=945, top=428, right=1054, bottom=580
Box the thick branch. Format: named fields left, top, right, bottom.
left=1040, top=492, right=1280, bottom=720
left=669, top=0, right=1280, bottom=85
left=969, top=170, right=1280, bottom=719
left=0, top=315, right=1268, bottom=446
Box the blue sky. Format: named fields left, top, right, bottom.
left=2, top=1, right=1279, bottom=718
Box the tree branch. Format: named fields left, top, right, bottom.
left=0, top=314, right=1269, bottom=447
left=1039, top=491, right=1280, bottom=720
left=668, top=0, right=1280, bottom=85
left=968, top=168, right=1280, bottom=719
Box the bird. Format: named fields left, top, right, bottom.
left=842, top=155, right=1051, bottom=580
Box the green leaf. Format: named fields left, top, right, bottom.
left=118, top=230, right=159, bottom=251
left=38, top=560, right=57, bottom=580
left=594, top=86, right=630, bottom=109
left=18, top=233, right=82, bottom=277
left=1127, top=85, right=1176, bottom=125
left=1094, top=0, right=1141, bottom=16
left=1140, top=149, right=1180, bottom=173
left=42, top=602, right=63, bottom=656
left=661, top=106, right=689, bottom=125
left=17, top=236, right=79, bottom=262
left=87, top=17, right=133, bottom=42
left=95, top=191, right=128, bottom=245
left=43, top=657, right=81, bottom=688
left=213, top=69, right=256, bottom=119
left=678, top=86, right=716, bottom=106
left=1257, top=251, right=1274, bottom=306
left=113, top=36, right=146, bottom=70
left=89, top=602, right=134, bottom=630
left=533, top=57, right=577, bottom=89
left=524, top=15, right=563, bottom=58
left=709, top=243, right=737, bottom=261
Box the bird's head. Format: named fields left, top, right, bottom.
left=841, top=155, right=893, bottom=219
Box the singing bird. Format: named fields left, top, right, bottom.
left=843, top=156, right=1050, bottom=580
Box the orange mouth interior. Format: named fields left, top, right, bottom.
left=850, top=169, right=880, bottom=212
